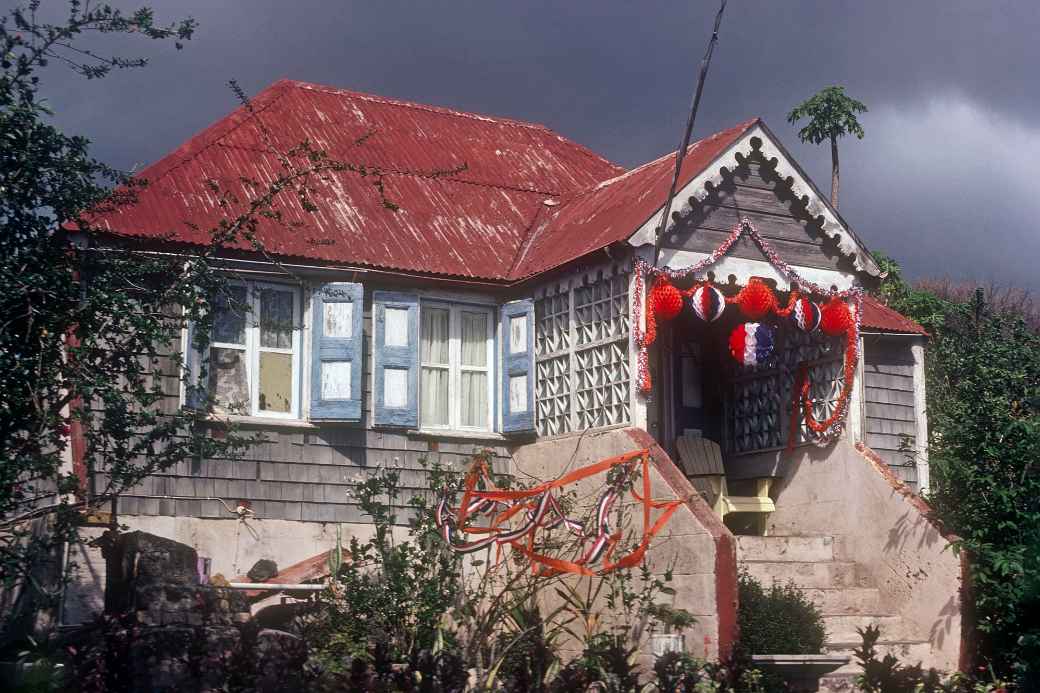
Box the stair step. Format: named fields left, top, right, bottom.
left=740, top=560, right=871, bottom=589
left=822, top=639, right=933, bottom=676
left=823, top=615, right=913, bottom=645
left=736, top=535, right=834, bottom=563
left=801, top=588, right=885, bottom=616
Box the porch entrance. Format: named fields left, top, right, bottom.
left=655, top=285, right=846, bottom=534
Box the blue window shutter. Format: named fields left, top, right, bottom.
left=500, top=299, right=535, bottom=433
left=309, top=282, right=364, bottom=421
left=372, top=291, right=419, bottom=428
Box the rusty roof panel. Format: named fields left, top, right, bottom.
left=861, top=296, right=928, bottom=335
left=90, top=80, right=623, bottom=279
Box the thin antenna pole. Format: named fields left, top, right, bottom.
left=652, top=0, right=728, bottom=268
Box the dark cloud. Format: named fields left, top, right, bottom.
left=19, top=0, right=1040, bottom=288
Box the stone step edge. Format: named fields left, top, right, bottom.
left=824, top=639, right=929, bottom=648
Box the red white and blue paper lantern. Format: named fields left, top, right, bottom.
left=790, top=297, right=822, bottom=332
left=689, top=285, right=726, bottom=322
left=729, top=322, right=775, bottom=366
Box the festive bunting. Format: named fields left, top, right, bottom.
left=728, top=322, right=775, bottom=366
left=789, top=297, right=822, bottom=332
left=689, top=284, right=726, bottom=322
left=730, top=277, right=778, bottom=320
left=644, top=276, right=684, bottom=347
left=632, top=217, right=865, bottom=445
left=820, top=296, right=853, bottom=336
left=435, top=449, right=683, bottom=576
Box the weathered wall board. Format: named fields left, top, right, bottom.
left=862, top=338, right=919, bottom=488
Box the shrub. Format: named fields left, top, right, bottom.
left=737, top=572, right=825, bottom=655
left=853, top=625, right=1011, bottom=693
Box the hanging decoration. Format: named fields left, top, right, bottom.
left=819, top=296, right=853, bottom=336
left=435, top=449, right=683, bottom=576
left=789, top=297, right=822, bottom=333
left=644, top=275, right=684, bottom=347
left=730, top=277, right=778, bottom=320
left=728, top=322, right=775, bottom=367
left=689, top=284, right=726, bottom=322
left=632, top=216, right=864, bottom=446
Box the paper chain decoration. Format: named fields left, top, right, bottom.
left=435, top=449, right=682, bottom=576
left=632, top=217, right=863, bottom=446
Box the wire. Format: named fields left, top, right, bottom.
left=652, top=0, right=728, bottom=268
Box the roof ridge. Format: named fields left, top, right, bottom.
left=131, top=81, right=292, bottom=187
left=549, top=119, right=760, bottom=205
left=287, top=79, right=558, bottom=132
left=287, top=80, right=626, bottom=178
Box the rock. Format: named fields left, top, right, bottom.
left=254, top=629, right=307, bottom=693
left=247, top=559, right=278, bottom=582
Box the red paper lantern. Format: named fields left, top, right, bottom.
left=649, top=276, right=684, bottom=321
left=820, top=297, right=852, bottom=336
left=734, top=277, right=777, bottom=320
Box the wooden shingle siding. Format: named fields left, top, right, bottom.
left=862, top=339, right=919, bottom=488
left=661, top=153, right=852, bottom=273
left=106, top=284, right=512, bottom=525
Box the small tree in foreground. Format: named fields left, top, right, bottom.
left=787, top=85, right=867, bottom=209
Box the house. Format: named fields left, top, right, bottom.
left=66, top=79, right=963, bottom=681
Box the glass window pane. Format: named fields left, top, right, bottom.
left=209, top=346, right=249, bottom=414
left=321, top=361, right=352, bottom=400
left=384, top=367, right=409, bottom=408
left=461, top=311, right=488, bottom=367
left=420, top=308, right=449, bottom=364
left=260, top=289, right=294, bottom=349
left=460, top=371, right=488, bottom=428
left=213, top=286, right=247, bottom=345
left=323, top=301, right=353, bottom=338
left=259, top=352, right=293, bottom=413
left=421, top=366, right=449, bottom=426
left=385, top=308, right=409, bottom=347
left=509, top=374, right=528, bottom=413
left=509, top=314, right=527, bottom=354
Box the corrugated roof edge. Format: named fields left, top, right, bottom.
left=861, top=295, right=929, bottom=336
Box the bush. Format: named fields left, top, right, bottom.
left=737, top=572, right=825, bottom=655
left=853, top=625, right=1011, bottom=692
left=873, top=253, right=1040, bottom=685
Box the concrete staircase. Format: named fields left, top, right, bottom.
left=737, top=535, right=933, bottom=689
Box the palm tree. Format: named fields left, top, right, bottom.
left=787, top=86, right=867, bottom=209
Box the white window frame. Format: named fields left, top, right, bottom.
left=418, top=301, right=495, bottom=433
left=204, top=280, right=303, bottom=420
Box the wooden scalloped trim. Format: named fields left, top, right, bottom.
left=628, top=124, right=882, bottom=278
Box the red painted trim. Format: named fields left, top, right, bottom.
left=625, top=428, right=738, bottom=661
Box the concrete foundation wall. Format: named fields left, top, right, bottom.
left=510, top=427, right=736, bottom=661
left=765, top=439, right=963, bottom=671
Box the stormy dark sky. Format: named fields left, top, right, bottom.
left=21, top=1, right=1040, bottom=288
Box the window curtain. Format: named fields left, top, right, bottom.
left=421, top=308, right=450, bottom=426
left=460, top=311, right=487, bottom=427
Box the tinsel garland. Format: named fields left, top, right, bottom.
left=435, top=449, right=682, bottom=576
left=632, top=217, right=864, bottom=442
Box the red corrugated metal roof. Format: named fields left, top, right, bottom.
left=861, top=295, right=928, bottom=335
left=510, top=119, right=758, bottom=279
left=89, top=79, right=624, bottom=280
